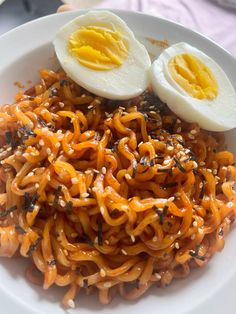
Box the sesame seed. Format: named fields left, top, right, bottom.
left=199, top=182, right=203, bottom=188
left=174, top=242, right=180, bottom=249
left=198, top=228, right=204, bottom=234
left=191, top=234, right=196, bottom=240
left=177, top=230, right=181, bottom=235
left=55, top=142, right=60, bottom=149
left=94, top=236, right=98, bottom=244
left=100, top=207, right=105, bottom=215
left=150, top=111, right=156, bottom=114
left=192, top=161, right=198, bottom=168
left=199, top=161, right=205, bottom=166
left=152, top=236, right=158, bottom=242
left=10, top=212, right=14, bottom=218
left=125, top=173, right=132, bottom=180
left=71, top=177, right=79, bottom=184
left=58, top=102, right=64, bottom=108
left=81, top=94, right=86, bottom=98
left=138, top=141, right=143, bottom=147
left=188, top=133, right=195, bottom=139
left=159, top=136, right=164, bottom=140
left=95, top=99, right=101, bottom=104
left=207, top=168, right=212, bottom=173
left=167, top=146, right=174, bottom=151
left=81, top=192, right=89, bottom=198
left=103, top=282, right=112, bottom=288
left=93, top=169, right=99, bottom=173
left=175, top=192, right=181, bottom=197
left=41, top=127, right=49, bottom=134
left=60, top=200, right=66, bottom=207
left=6, top=147, right=12, bottom=152
left=68, top=149, right=74, bottom=155
left=119, top=106, right=125, bottom=110
left=167, top=196, right=175, bottom=203
left=190, top=129, right=197, bottom=135
left=39, top=139, right=44, bottom=146
left=227, top=201, right=234, bottom=208
left=180, top=156, right=187, bottom=162
left=176, top=144, right=182, bottom=150
left=100, top=269, right=106, bottom=277
left=15, top=150, right=22, bottom=156
left=177, top=119, right=181, bottom=123
left=105, top=112, right=110, bottom=118
left=35, top=183, right=39, bottom=189
left=67, top=299, right=75, bottom=309
left=28, top=172, right=34, bottom=177
left=149, top=105, right=155, bottom=109
left=213, top=169, right=217, bottom=175
left=193, top=221, right=198, bottom=227
left=92, top=187, right=99, bottom=192
left=46, top=148, right=51, bottom=155
left=57, top=130, right=62, bottom=134
left=104, top=240, right=109, bottom=245
left=121, top=249, right=128, bottom=255
left=47, top=174, right=50, bottom=181
left=130, top=235, right=135, bottom=243
left=154, top=273, right=161, bottom=280
left=163, top=159, right=170, bottom=165
left=101, top=167, right=106, bottom=175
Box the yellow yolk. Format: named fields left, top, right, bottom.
left=68, top=25, right=129, bottom=71
left=168, top=53, right=218, bottom=100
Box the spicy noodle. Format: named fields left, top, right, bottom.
left=0, top=69, right=235, bottom=308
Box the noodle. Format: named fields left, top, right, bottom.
left=0, top=69, right=235, bottom=308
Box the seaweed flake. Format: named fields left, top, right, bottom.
left=155, top=205, right=168, bottom=225
left=23, top=192, right=39, bottom=212
left=173, top=157, right=186, bottom=173
left=161, top=182, right=178, bottom=189
left=0, top=205, right=17, bottom=218
left=53, top=186, right=62, bottom=207
left=27, top=236, right=42, bottom=256
left=47, top=259, right=57, bottom=267
left=15, top=225, right=27, bottom=234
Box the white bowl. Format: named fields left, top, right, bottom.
left=0, top=9, right=236, bottom=314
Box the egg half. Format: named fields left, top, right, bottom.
left=150, top=42, right=236, bottom=131
left=53, top=11, right=151, bottom=100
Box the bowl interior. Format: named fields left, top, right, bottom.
left=0, top=10, right=236, bottom=314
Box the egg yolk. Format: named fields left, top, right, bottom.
left=68, top=25, right=129, bottom=71
left=168, top=53, right=218, bottom=100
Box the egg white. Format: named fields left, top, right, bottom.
left=53, top=10, right=151, bottom=100
left=150, top=42, right=236, bottom=131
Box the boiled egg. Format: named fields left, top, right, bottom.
left=150, top=42, right=236, bottom=131
left=53, top=11, right=151, bottom=100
